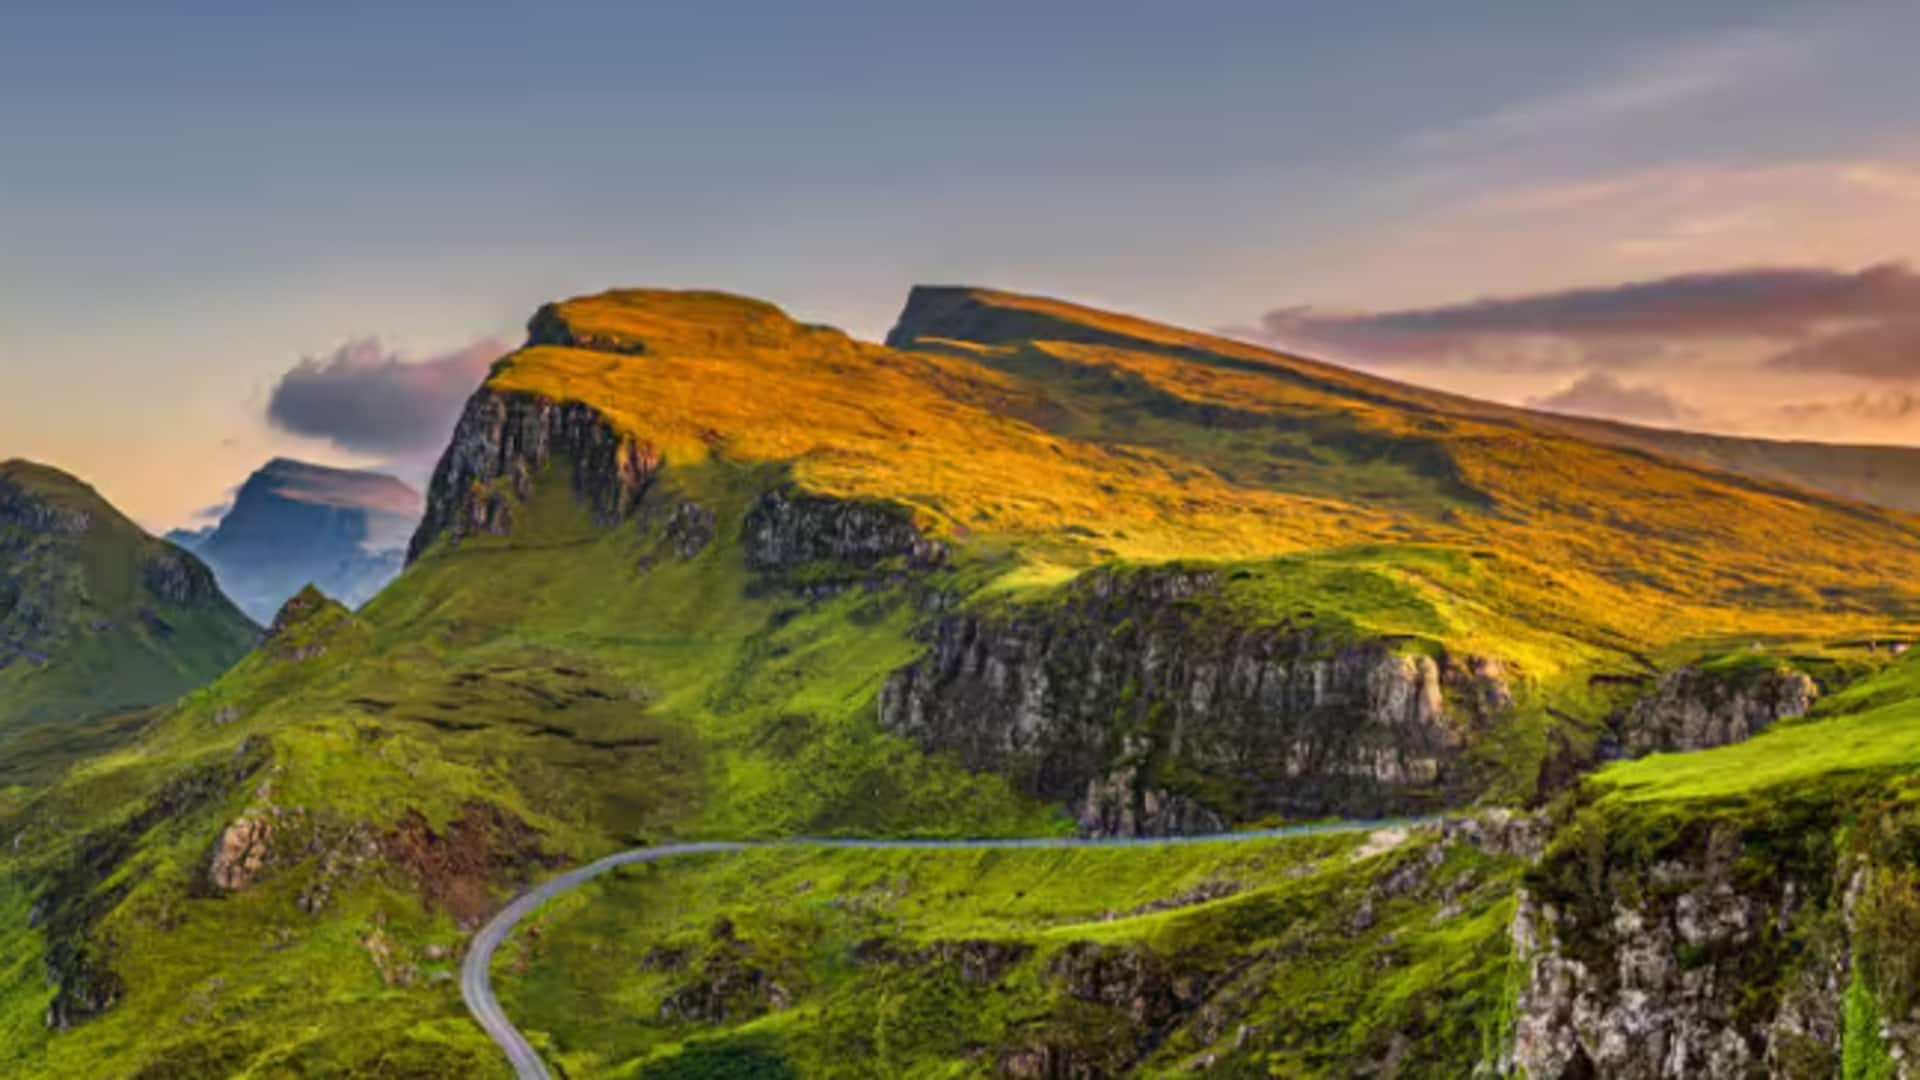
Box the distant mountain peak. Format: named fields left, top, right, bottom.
left=244, top=458, right=422, bottom=518
left=178, top=458, right=423, bottom=623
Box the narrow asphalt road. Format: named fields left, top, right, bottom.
left=461, top=819, right=1428, bottom=1080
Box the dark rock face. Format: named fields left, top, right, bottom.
left=1048, top=942, right=1214, bottom=1028
left=409, top=388, right=660, bottom=562
left=742, top=488, right=945, bottom=573
left=0, top=477, right=90, bottom=670
left=878, top=568, right=1509, bottom=835
left=177, top=459, right=419, bottom=623
left=851, top=937, right=1033, bottom=987
left=657, top=500, right=717, bottom=560
left=1614, top=664, right=1817, bottom=757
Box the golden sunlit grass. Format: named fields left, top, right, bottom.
left=494, top=296, right=1404, bottom=568
left=495, top=286, right=1920, bottom=660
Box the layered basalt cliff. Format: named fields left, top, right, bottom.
left=409, top=389, right=661, bottom=561
left=878, top=567, right=1512, bottom=834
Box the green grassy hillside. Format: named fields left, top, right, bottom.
left=8, top=286, right=1920, bottom=1075
left=0, top=461, right=258, bottom=788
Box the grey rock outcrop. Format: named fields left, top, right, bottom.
left=1509, top=886, right=1777, bottom=1077
left=878, top=567, right=1511, bottom=834
left=1617, top=663, right=1817, bottom=756
left=1443, top=808, right=1549, bottom=860
left=1505, top=811, right=1853, bottom=1078
left=743, top=488, right=945, bottom=573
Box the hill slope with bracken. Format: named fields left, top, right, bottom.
left=10, top=286, right=1920, bottom=1076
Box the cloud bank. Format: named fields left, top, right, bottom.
left=1251, top=262, right=1920, bottom=373
left=266, top=338, right=506, bottom=457
left=1767, top=318, right=1920, bottom=379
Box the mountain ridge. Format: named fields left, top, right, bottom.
left=896, top=284, right=1920, bottom=513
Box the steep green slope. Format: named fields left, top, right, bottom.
left=0, top=460, right=257, bottom=787
left=7, top=286, right=1920, bottom=1076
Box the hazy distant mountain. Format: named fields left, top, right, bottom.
left=171, top=458, right=422, bottom=622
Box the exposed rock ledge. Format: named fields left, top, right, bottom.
left=743, top=488, right=945, bottom=574
left=879, top=567, right=1513, bottom=835
left=1614, top=662, right=1817, bottom=757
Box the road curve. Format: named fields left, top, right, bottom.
left=462, top=820, right=1427, bottom=1079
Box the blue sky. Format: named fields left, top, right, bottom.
left=7, top=2, right=1920, bottom=525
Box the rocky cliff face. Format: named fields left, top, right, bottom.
left=1614, top=663, right=1818, bottom=757
left=878, top=567, right=1511, bottom=834
left=1506, top=803, right=1862, bottom=1078
left=409, top=388, right=661, bottom=561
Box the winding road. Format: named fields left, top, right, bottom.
left=461, top=820, right=1428, bottom=1079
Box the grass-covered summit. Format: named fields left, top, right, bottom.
left=480, top=285, right=1920, bottom=634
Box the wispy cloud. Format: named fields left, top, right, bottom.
left=1410, top=23, right=1814, bottom=155
left=1768, top=318, right=1920, bottom=379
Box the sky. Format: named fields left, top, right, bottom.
left=7, top=1, right=1920, bottom=529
